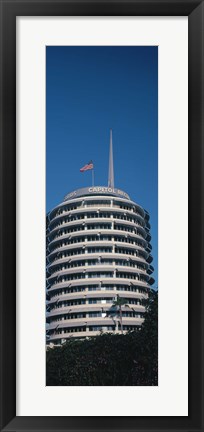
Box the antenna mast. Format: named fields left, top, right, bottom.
left=108, top=129, right=114, bottom=188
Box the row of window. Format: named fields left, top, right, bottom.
left=49, top=225, right=145, bottom=244
left=50, top=201, right=144, bottom=222
left=51, top=257, right=147, bottom=267
left=49, top=247, right=145, bottom=263
left=49, top=311, right=143, bottom=323
left=50, top=272, right=147, bottom=286
left=50, top=298, right=143, bottom=309
left=49, top=235, right=147, bottom=253
left=49, top=323, right=141, bottom=336
left=49, top=262, right=147, bottom=278
left=50, top=212, right=145, bottom=232
left=49, top=285, right=146, bottom=297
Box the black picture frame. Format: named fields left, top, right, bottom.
left=0, top=0, right=203, bottom=431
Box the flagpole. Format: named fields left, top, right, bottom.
left=92, top=168, right=94, bottom=186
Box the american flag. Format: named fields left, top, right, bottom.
left=80, top=161, right=94, bottom=172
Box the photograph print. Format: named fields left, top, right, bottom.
left=46, top=46, right=158, bottom=386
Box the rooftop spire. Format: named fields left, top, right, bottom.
left=108, top=129, right=114, bottom=188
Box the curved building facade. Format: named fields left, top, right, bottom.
left=46, top=186, right=154, bottom=345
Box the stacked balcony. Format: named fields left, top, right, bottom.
left=46, top=193, right=154, bottom=345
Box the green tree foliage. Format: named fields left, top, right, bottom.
left=105, top=294, right=130, bottom=333
left=46, top=289, right=158, bottom=386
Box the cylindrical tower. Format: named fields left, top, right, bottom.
left=46, top=186, right=154, bottom=345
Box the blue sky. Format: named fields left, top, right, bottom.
left=46, top=46, right=158, bottom=286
